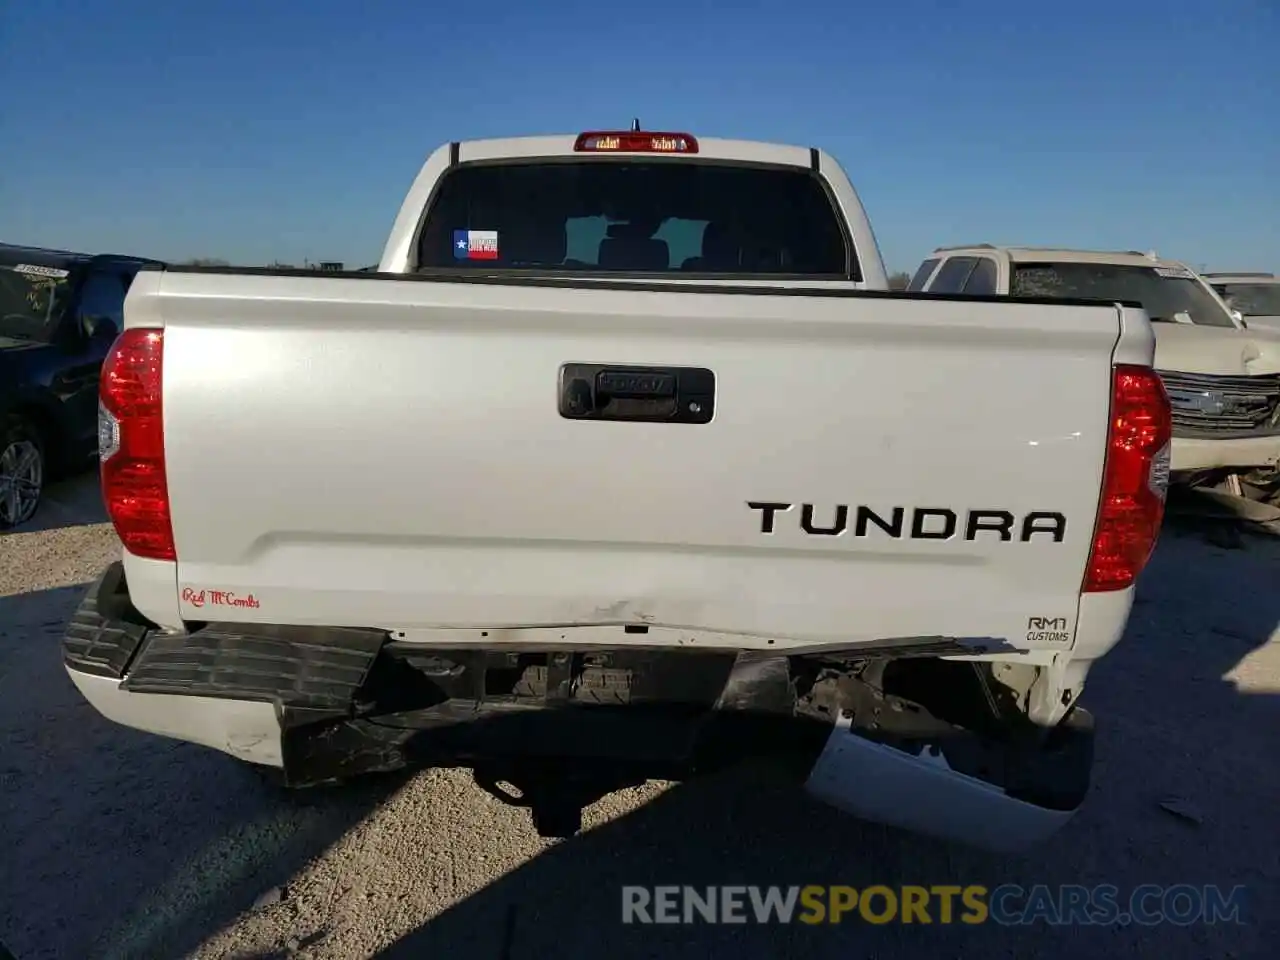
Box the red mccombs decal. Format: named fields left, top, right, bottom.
left=181, top=587, right=261, bottom=609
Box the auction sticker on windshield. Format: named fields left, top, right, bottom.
left=11, top=264, right=71, bottom=278
left=1153, top=265, right=1195, bottom=280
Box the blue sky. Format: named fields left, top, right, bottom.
left=2, top=0, right=1276, bottom=274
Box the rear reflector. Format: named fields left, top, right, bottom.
left=1083, top=364, right=1172, bottom=593
left=574, top=131, right=699, bottom=154
left=99, top=328, right=175, bottom=561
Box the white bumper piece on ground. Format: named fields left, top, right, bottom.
left=805, top=712, right=1078, bottom=853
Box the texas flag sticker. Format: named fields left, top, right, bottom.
left=453, top=229, right=499, bottom=261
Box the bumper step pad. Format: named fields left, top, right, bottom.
left=61, top=562, right=386, bottom=713
left=61, top=564, right=151, bottom=679
left=121, top=623, right=386, bottom=711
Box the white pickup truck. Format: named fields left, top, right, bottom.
left=910, top=246, right=1280, bottom=482
left=65, top=130, right=1171, bottom=851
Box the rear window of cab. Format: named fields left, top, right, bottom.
left=416, top=160, right=858, bottom=279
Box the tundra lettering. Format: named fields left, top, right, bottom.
left=748, top=502, right=1067, bottom=542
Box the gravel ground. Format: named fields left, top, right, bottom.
left=1, top=472, right=1278, bottom=959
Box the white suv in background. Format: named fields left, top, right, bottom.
left=1204, top=272, right=1280, bottom=333
left=908, top=246, right=1280, bottom=480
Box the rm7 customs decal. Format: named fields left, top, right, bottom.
left=453, top=229, right=499, bottom=261
left=1026, top=616, right=1071, bottom=643
left=182, top=587, right=261, bottom=610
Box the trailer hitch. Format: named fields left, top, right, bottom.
left=473, top=762, right=649, bottom=839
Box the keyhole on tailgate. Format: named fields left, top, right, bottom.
left=565, top=377, right=593, bottom=416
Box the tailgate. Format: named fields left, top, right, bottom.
left=149, top=272, right=1122, bottom=651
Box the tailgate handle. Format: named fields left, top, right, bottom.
left=559, top=363, right=715, bottom=424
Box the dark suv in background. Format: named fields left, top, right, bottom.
left=0, top=243, right=161, bottom=529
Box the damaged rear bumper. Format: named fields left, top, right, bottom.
left=63, top=562, right=1096, bottom=851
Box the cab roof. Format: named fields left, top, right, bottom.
left=451, top=134, right=818, bottom=169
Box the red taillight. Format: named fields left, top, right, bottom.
left=99, top=328, right=175, bottom=561
left=1083, top=364, right=1172, bottom=593
left=573, top=131, right=699, bottom=154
